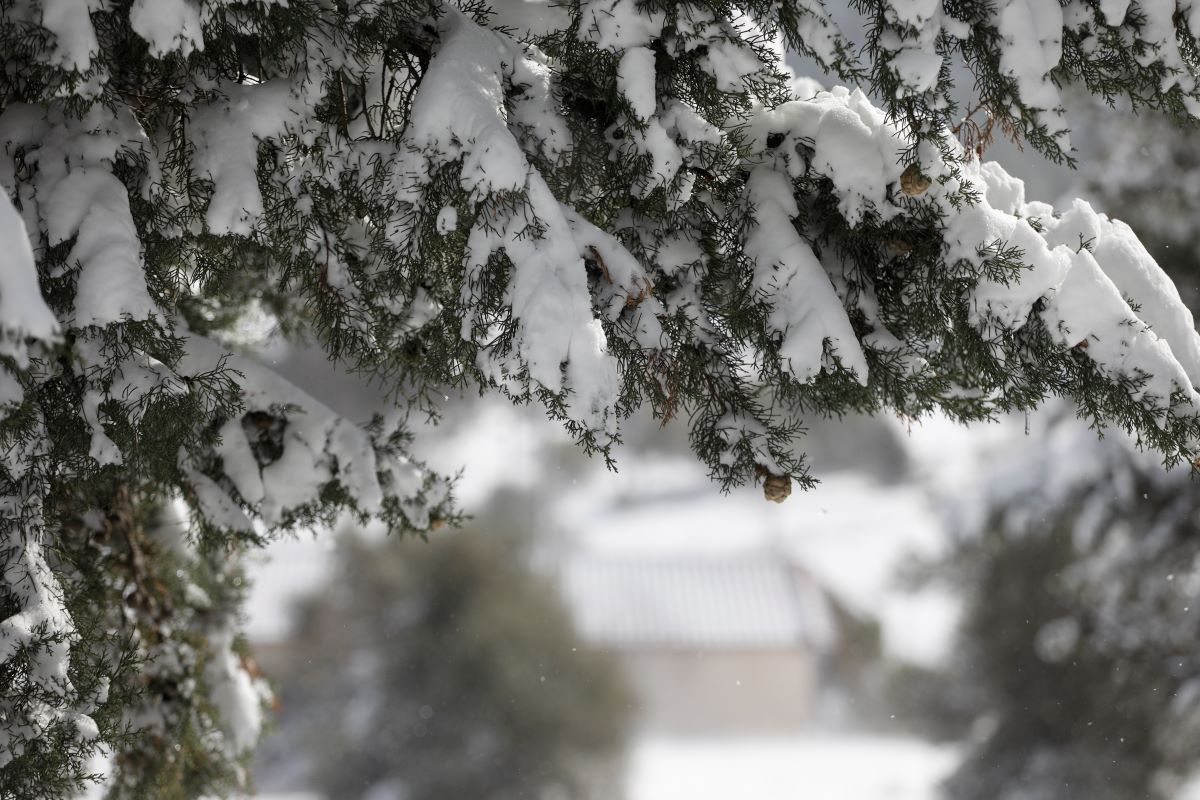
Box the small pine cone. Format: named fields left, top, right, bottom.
left=763, top=473, right=791, bottom=503
left=900, top=163, right=932, bottom=196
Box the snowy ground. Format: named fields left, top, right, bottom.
left=254, top=735, right=957, bottom=800
left=628, top=736, right=957, bottom=800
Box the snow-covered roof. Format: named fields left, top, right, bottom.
left=559, top=555, right=834, bottom=651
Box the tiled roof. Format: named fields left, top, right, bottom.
left=558, top=555, right=834, bottom=650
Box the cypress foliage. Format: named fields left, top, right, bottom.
left=2, top=0, right=1200, bottom=793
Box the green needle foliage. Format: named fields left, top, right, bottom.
left=3, top=0, right=1200, bottom=794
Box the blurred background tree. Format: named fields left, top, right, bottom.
left=256, top=524, right=633, bottom=800
left=937, top=422, right=1200, bottom=800
left=923, top=104, right=1200, bottom=800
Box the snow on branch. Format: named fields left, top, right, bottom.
left=177, top=332, right=449, bottom=532
left=3, top=0, right=1200, bottom=789
left=0, top=190, right=58, bottom=367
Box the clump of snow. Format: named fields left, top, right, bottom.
left=82, top=391, right=121, bottom=465
left=977, top=160, right=1025, bottom=213
left=889, top=49, right=943, bottom=94
left=0, top=500, right=98, bottom=769
left=129, top=0, right=203, bottom=57
left=948, top=203, right=1069, bottom=330
left=618, top=47, right=657, bottom=120
left=179, top=332, right=442, bottom=530
left=183, top=467, right=255, bottom=534
left=1048, top=202, right=1200, bottom=383
left=577, top=0, right=665, bottom=51
left=700, top=14, right=767, bottom=92
left=435, top=206, right=458, bottom=235
left=0, top=189, right=58, bottom=365
left=996, top=0, right=1068, bottom=147
left=734, top=72, right=1200, bottom=424
left=507, top=44, right=574, bottom=164
left=564, top=207, right=666, bottom=349
left=38, top=0, right=104, bottom=71
left=205, top=626, right=263, bottom=756
left=403, top=10, right=622, bottom=430
left=947, top=160, right=1200, bottom=420
left=813, top=104, right=891, bottom=226
left=0, top=530, right=75, bottom=691
left=745, top=167, right=868, bottom=384
left=623, top=117, right=685, bottom=197
left=190, top=81, right=302, bottom=236
left=0, top=103, right=157, bottom=327
left=405, top=14, right=528, bottom=200
left=746, top=86, right=908, bottom=227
